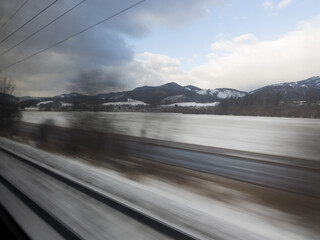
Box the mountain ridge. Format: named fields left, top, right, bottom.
left=18, top=76, right=320, bottom=107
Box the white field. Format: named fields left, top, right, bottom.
left=162, top=102, right=219, bottom=107
left=1, top=137, right=318, bottom=240
left=22, top=111, right=320, bottom=160
left=101, top=100, right=148, bottom=106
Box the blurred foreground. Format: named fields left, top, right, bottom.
left=22, top=111, right=320, bottom=160
left=0, top=112, right=319, bottom=239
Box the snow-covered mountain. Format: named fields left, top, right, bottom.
left=18, top=76, right=320, bottom=108
left=251, top=76, right=320, bottom=101
left=196, top=88, right=246, bottom=99
left=183, top=85, right=202, bottom=92
left=270, top=76, right=320, bottom=89
left=253, top=76, right=320, bottom=93
left=107, top=83, right=247, bottom=105
left=53, top=92, right=83, bottom=98
left=183, top=84, right=246, bottom=99
left=19, top=96, right=40, bottom=101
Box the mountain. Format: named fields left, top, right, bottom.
left=19, top=96, right=40, bottom=102
left=18, top=76, right=320, bottom=109
left=53, top=92, right=83, bottom=99
left=122, top=82, right=191, bottom=105
left=105, top=82, right=204, bottom=105
left=0, top=93, right=18, bottom=102
left=94, top=83, right=246, bottom=105
left=52, top=92, right=104, bottom=105
left=18, top=82, right=247, bottom=107
left=196, top=88, right=246, bottom=99
left=271, top=76, right=320, bottom=89
left=183, top=84, right=246, bottom=101
left=214, top=76, right=320, bottom=118
left=251, top=76, right=320, bottom=101
left=95, top=92, right=117, bottom=100
left=183, top=85, right=202, bottom=92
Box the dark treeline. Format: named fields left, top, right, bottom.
left=214, top=89, right=320, bottom=118
left=0, top=73, right=21, bottom=131
left=0, top=93, right=21, bottom=130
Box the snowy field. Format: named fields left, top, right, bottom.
left=1, top=137, right=318, bottom=240
left=162, top=102, right=219, bottom=107
left=22, top=112, right=320, bottom=160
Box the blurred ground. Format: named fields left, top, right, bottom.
left=0, top=136, right=319, bottom=239
left=21, top=112, right=320, bottom=160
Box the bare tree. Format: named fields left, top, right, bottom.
left=0, top=72, right=15, bottom=95
left=0, top=72, right=20, bottom=130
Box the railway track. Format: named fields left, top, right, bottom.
left=0, top=146, right=198, bottom=240
left=126, top=141, right=320, bottom=198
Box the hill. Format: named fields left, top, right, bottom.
left=18, top=76, right=320, bottom=117
left=214, top=76, right=320, bottom=118
left=19, top=82, right=247, bottom=107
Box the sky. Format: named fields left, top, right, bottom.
left=0, top=0, right=319, bottom=96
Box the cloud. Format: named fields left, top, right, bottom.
left=187, top=16, right=320, bottom=90
left=263, top=0, right=293, bottom=12
left=1, top=0, right=315, bottom=97
left=262, top=1, right=274, bottom=10
left=52, top=13, right=320, bottom=93
left=87, top=52, right=191, bottom=91
left=115, top=15, right=320, bottom=91
left=277, top=0, right=292, bottom=9
left=68, top=67, right=128, bottom=95
left=211, top=33, right=259, bottom=53
left=0, top=0, right=218, bottom=96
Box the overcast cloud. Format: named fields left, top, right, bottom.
left=0, top=0, right=216, bottom=96
left=83, top=14, right=320, bottom=92
left=0, top=0, right=319, bottom=96
left=188, top=15, right=320, bottom=90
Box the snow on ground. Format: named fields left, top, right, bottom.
left=196, top=89, right=208, bottom=95
left=109, top=94, right=124, bottom=100
left=61, top=102, right=73, bottom=107
left=36, top=101, right=53, bottom=106
left=0, top=137, right=318, bottom=240
left=216, top=89, right=246, bottom=99
left=0, top=152, right=168, bottom=240
left=21, top=112, right=320, bottom=161
left=102, top=100, right=148, bottom=106
left=0, top=184, right=64, bottom=240
left=24, top=107, right=39, bottom=111
left=163, top=102, right=219, bottom=107
left=196, top=88, right=246, bottom=98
